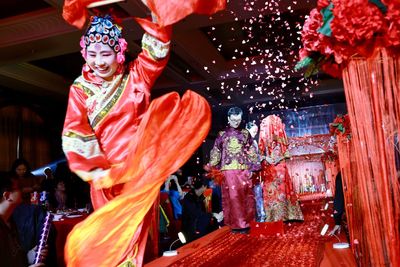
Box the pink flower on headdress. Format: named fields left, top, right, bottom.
left=116, top=38, right=128, bottom=64
left=79, top=36, right=87, bottom=59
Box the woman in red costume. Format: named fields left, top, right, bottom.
left=60, top=1, right=225, bottom=266
left=259, top=115, right=304, bottom=222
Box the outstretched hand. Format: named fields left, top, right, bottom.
left=27, top=245, right=48, bottom=266
left=329, top=225, right=341, bottom=236
left=212, top=211, right=224, bottom=223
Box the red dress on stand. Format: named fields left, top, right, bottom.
left=259, top=115, right=304, bottom=222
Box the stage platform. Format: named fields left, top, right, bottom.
left=146, top=199, right=357, bottom=267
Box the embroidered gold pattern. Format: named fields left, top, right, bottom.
left=227, top=137, right=242, bottom=154
left=62, top=131, right=103, bottom=159
left=142, top=33, right=170, bottom=60
left=91, top=75, right=127, bottom=128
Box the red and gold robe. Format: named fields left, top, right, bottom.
left=61, top=1, right=226, bottom=266
left=209, top=127, right=259, bottom=229
left=62, top=18, right=212, bottom=267
left=259, top=115, right=304, bottom=222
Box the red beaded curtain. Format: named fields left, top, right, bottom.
left=336, top=134, right=361, bottom=261
left=341, top=48, right=400, bottom=266
left=323, top=160, right=339, bottom=193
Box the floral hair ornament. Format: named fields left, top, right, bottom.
left=80, top=15, right=128, bottom=64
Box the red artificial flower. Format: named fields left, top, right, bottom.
left=317, top=0, right=330, bottom=11
left=384, top=1, right=400, bottom=51
left=299, top=48, right=309, bottom=61
left=298, top=0, right=400, bottom=77
left=301, top=8, right=324, bottom=54
left=330, top=0, right=386, bottom=59
left=320, top=58, right=342, bottom=78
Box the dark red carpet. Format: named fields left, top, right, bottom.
left=168, top=200, right=330, bottom=267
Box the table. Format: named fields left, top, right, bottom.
left=53, top=214, right=87, bottom=267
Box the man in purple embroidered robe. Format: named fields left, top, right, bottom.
left=209, top=107, right=259, bottom=233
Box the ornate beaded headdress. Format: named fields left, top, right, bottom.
left=80, top=15, right=128, bottom=64
left=84, top=15, right=123, bottom=52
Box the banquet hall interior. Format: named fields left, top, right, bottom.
left=0, top=0, right=398, bottom=267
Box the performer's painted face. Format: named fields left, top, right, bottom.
left=86, top=42, right=119, bottom=81
left=228, top=114, right=242, bottom=128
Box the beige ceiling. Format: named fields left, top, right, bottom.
left=0, top=0, right=344, bottom=109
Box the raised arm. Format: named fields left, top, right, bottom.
left=129, top=17, right=172, bottom=94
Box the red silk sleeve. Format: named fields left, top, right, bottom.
left=128, top=18, right=171, bottom=94
left=62, top=85, right=110, bottom=173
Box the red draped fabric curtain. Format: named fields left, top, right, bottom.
left=341, top=48, right=400, bottom=266
left=286, top=134, right=331, bottom=195
left=286, top=155, right=326, bottom=194
left=0, top=106, right=19, bottom=171
left=0, top=105, right=51, bottom=171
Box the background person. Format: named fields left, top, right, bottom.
left=208, top=107, right=259, bottom=234
left=181, top=178, right=220, bottom=242
left=0, top=175, right=47, bottom=267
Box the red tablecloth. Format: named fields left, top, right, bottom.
left=53, top=215, right=87, bottom=267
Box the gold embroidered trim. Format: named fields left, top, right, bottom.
left=91, top=75, right=128, bottom=128
left=73, top=81, right=95, bottom=97
left=221, top=162, right=247, bottom=170
left=117, top=260, right=136, bottom=267
left=63, top=131, right=97, bottom=141
left=62, top=131, right=103, bottom=159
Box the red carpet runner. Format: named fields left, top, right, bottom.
left=170, top=200, right=330, bottom=267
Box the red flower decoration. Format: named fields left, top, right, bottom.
left=329, top=114, right=351, bottom=139
left=321, top=59, right=342, bottom=78
left=383, top=1, right=400, bottom=53
left=297, top=0, right=400, bottom=77
left=301, top=8, right=324, bottom=56
left=330, top=0, right=386, bottom=60
left=204, top=165, right=225, bottom=185
left=321, top=150, right=338, bottom=162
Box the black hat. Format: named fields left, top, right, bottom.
left=193, top=177, right=208, bottom=190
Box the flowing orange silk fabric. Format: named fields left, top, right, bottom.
left=146, top=0, right=226, bottom=27
left=65, top=90, right=211, bottom=267
left=340, top=49, right=400, bottom=266
left=62, top=0, right=226, bottom=29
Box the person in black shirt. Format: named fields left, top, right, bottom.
left=329, top=172, right=345, bottom=236
left=181, top=178, right=219, bottom=242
